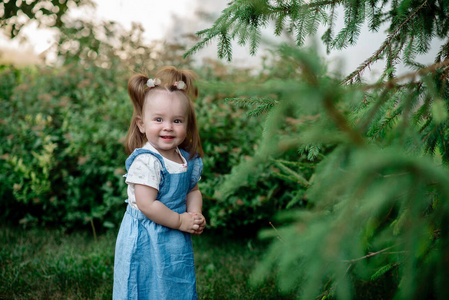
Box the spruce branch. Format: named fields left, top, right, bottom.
left=226, top=97, right=278, bottom=106
left=286, top=191, right=306, bottom=209
left=273, top=159, right=316, bottom=169
left=332, top=1, right=365, bottom=49
left=370, top=263, right=400, bottom=281
left=269, top=221, right=285, bottom=243
left=305, top=0, right=345, bottom=8
left=358, top=88, right=394, bottom=132
left=269, top=0, right=344, bottom=13
left=315, top=263, right=353, bottom=299
left=274, top=160, right=311, bottom=187
left=368, top=109, right=401, bottom=142
left=322, top=3, right=337, bottom=53
left=342, top=246, right=398, bottom=263
left=185, top=0, right=347, bottom=60
left=226, top=97, right=278, bottom=116
left=362, top=57, right=449, bottom=91
left=323, top=93, right=365, bottom=146
left=436, top=38, right=449, bottom=62
left=342, top=0, right=429, bottom=84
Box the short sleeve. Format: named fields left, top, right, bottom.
left=126, top=153, right=162, bottom=190
left=189, top=157, right=203, bottom=191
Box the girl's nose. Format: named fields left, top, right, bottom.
left=163, top=122, right=173, bottom=130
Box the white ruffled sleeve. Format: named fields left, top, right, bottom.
left=189, top=156, right=203, bottom=192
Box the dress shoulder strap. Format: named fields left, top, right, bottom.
left=125, top=148, right=166, bottom=172
left=178, top=148, right=190, bottom=161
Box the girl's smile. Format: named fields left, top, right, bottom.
left=160, top=135, right=175, bottom=140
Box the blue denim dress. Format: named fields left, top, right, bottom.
left=113, top=148, right=202, bottom=300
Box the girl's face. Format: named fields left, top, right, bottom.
left=137, top=90, right=188, bottom=159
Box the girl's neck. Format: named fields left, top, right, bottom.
left=160, top=149, right=184, bottom=164
left=143, top=142, right=185, bottom=164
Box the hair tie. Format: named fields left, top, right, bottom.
left=146, top=78, right=161, bottom=88
left=174, top=81, right=186, bottom=90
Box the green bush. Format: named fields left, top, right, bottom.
left=0, top=64, right=130, bottom=229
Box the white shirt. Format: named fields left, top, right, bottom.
left=126, top=143, right=187, bottom=210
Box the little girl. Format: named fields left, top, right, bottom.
left=113, top=66, right=206, bottom=299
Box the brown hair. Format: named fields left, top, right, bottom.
left=125, top=66, right=203, bottom=159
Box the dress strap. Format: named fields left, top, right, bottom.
left=125, top=148, right=166, bottom=171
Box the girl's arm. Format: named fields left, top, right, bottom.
left=135, top=184, right=200, bottom=233
left=186, top=184, right=203, bottom=214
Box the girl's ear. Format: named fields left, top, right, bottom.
left=136, top=116, right=145, bottom=134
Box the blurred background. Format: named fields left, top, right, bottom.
left=1, top=0, right=262, bottom=67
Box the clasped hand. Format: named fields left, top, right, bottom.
left=179, top=212, right=206, bottom=235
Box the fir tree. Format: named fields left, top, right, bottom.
left=186, top=0, right=449, bottom=82
left=187, top=1, right=449, bottom=299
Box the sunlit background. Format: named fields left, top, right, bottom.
left=1, top=0, right=255, bottom=67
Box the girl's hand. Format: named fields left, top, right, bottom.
left=188, top=212, right=206, bottom=235
left=178, top=212, right=200, bottom=233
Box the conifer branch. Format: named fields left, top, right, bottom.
left=436, top=39, right=449, bottom=62
left=316, top=263, right=353, bottom=299
left=226, top=97, right=278, bottom=116
left=358, top=88, right=392, bottom=132
left=342, top=0, right=428, bottom=84
left=362, top=58, right=449, bottom=91
left=226, top=97, right=278, bottom=106
left=307, top=0, right=344, bottom=7
left=368, top=109, right=401, bottom=141
left=323, top=93, right=364, bottom=146
left=270, top=0, right=344, bottom=13
left=323, top=3, right=336, bottom=54
left=343, top=246, right=399, bottom=263
left=274, top=161, right=311, bottom=186
left=269, top=221, right=285, bottom=243
left=274, top=159, right=315, bottom=169
left=370, top=263, right=400, bottom=281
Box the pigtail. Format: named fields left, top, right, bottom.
left=125, top=74, right=149, bottom=154
left=155, top=66, right=203, bottom=159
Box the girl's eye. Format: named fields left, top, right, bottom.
left=155, top=118, right=162, bottom=122
left=174, top=119, right=182, bottom=124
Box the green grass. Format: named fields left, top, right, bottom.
left=194, top=234, right=293, bottom=299
left=0, top=226, right=115, bottom=299
left=0, top=226, right=294, bottom=299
